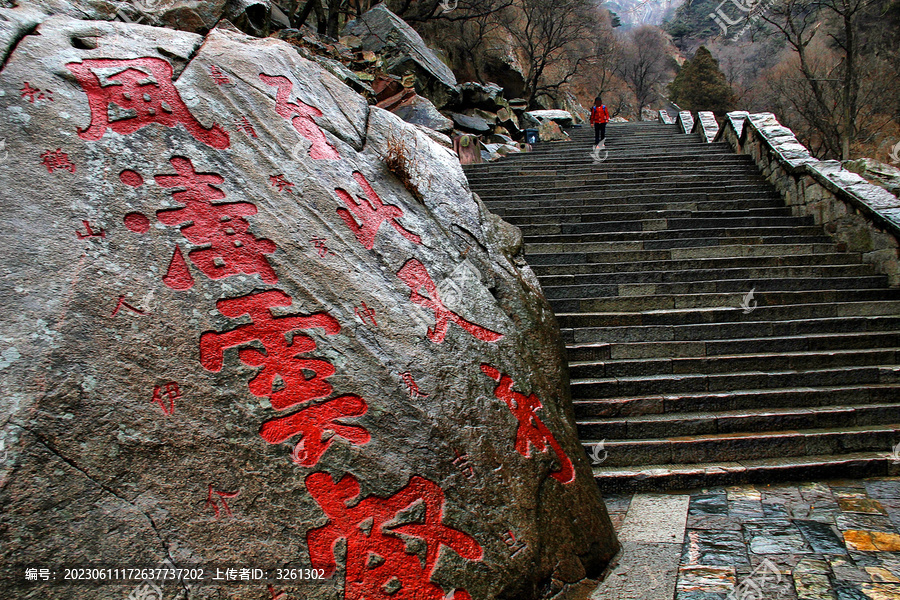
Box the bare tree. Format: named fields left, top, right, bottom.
left=498, top=0, right=594, bottom=107
left=617, top=25, right=671, bottom=119
left=759, top=0, right=899, bottom=159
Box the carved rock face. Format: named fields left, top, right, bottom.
left=0, top=14, right=617, bottom=600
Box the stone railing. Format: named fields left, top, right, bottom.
left=691, top=111, right=719, bottom=143
left=658, top=110, right=676, bottom=125
left=717, top=111, right=900, bottom=285
left=678, top=111, right=694, bottom=134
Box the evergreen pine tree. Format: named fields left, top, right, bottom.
left=668, top=46, right=734, bottom=114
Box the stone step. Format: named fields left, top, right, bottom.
left=581, top=423, right=900, bottom=467
left=479, top=191, right=783, bottom=207
left=557, top=300, right=900, bottom=330
left=570, top=364, right=900, bottom=398
left=532, top=253, right=864, bottom=275
left=502, top=207, right=795, bottom=224
left=578, top=402, right=900, bottom=440
left=477, top=184, right=775, bottom=200
left=544, top=276, right=888, bottom=301
left=526, top=244, right=848, bottom=265
left=519, top=217, right=815, bottom=236
left=563, top=314, right=900, bottom=344
left=541, top=264, right=872, bottom=287
left=523, top=231, right=832, bottom=251
left=550, top=288, right=900, bottom=313
left=590, top=452, right=900, bottom=494
left=567, top=330, right=900, bottom=361
left=568, top=347, right=900, bottom=379
left=573, top=384, right=900, bottom=419
left=527, top=236, right=837, bottom=255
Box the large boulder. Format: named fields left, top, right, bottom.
left=0, top=14, right=617, bottom=600
left=343, top=5, right=459, bottom=109
left=459, top=82, right=510, bottom=113
left=392, top=94, right=454, bottom=134
left=449, top=112, right=493, bottom=134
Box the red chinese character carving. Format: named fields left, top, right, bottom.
left=155, top=157, right=278, bottom=285
left=205, top=484, right=240, bottom=518
left=111, top=295, right=148, bottom=317
left=124, top=212, right=151, bottom=234
left=76, top=220, right=106, bottom=239
left=397, top=259, right=503, bottom=344
left=355, top=302, right=377, bottom=327
left=502, top=530, right=527, bottom=558
left=234, top=116, right=258, bottom=138
left=400, top=371, right=428, bottom=400
left=267, top=585, right=288, bottom=600
left=310, top=238, right=335, bottom=257
left=269, top=174, right=294, bottom=193
left=163, top=245, right=196, bottom=291
left=335, top=172, right=421, bottom=250
left=480, top=365, right=575, bottom=484
left=21, top=82, right=53, bottom=103
left=65, top=58, right=229, bottom=149
left=199, top=290, right=369, bottom=467
left=41, top=148, right=75, bottom=173
left=259, top=73, right=340, bottom=160
left=152, top=382, right=181, bottom=415
left=200, top=290, right=340, bottom=404
left=452, top=450, right=475, bottom=480
left=209, top=65, right=232, bottom=86
left=306, top=472, right=482, bottom=600
left=261, top=394, right=370, bottom=467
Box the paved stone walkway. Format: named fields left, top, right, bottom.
left=589, top=477, right=900, bottom=600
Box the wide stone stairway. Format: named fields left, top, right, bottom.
left=464, top=121, right=900, bottom=493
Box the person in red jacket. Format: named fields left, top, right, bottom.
left=590, top=96, right=610, bottom=147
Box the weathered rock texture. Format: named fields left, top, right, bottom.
left=343, top=5, right=458, bottom=109
left=0, top=10, right=617, bottom=600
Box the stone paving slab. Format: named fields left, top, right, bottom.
left=596, top=477, right=900, bottom=600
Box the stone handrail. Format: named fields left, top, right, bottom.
left=678, top=111, right=694, bottom=134
left=717, top=111, right=900, bottom=285
left=691, top=111, right=719, bottom=143
left=658, top=110, right=676, bottom=125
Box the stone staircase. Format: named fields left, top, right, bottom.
left=463, top=121, right=900, bottom=493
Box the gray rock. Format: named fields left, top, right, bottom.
left=525, top=109, right=574, bottom=128
left=459, top=81, right=509, bottom=112
left=538, top=119, right=570, bottom=142
left=0, top=16, right=617, bottom=599
left=449, top=111, right=493, bottom=134
left=343, top=5, right=459, bottom=108
left=393, top=94, right=454, bottom=133
left=558, top=91, right=588, bottom=125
